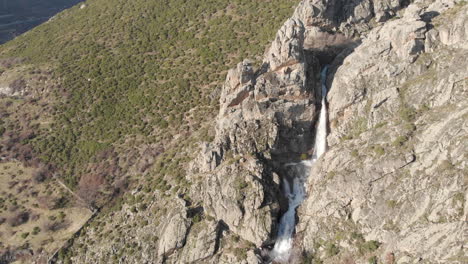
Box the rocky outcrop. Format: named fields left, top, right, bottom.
left=193, top=15, right=321, bottom=250
left=293, top=0, right=408, bottom=39
left=0, top=85, right=21, bottom=96
left=198, top=0, right=467, bottom=263
left=157, top=206, right=191, bottom=257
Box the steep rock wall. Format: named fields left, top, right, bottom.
left=197, top=0, right=467, bottom=263
left=297, top=1, right=468, bottom=263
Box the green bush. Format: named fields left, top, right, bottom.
left=373, top=145, right=385, bottom=156
left=368, top=256, right=378, bottom=264
left=399, top=105, right=416, bottom=122
left=392, top=135, right=408, bottom=147
left=359, top=240, right=381, bottom=254
left=233, top=248, right=247, bottom=260
left=32, top=226, right=41, bottom=235
left=192, top=214, right=202, bottom=223
left=139, top=203, right=148, bottom=211
left=58, top=211, right=66, bottom=220
left=236, top=179, right=248, bottom=190
left=374, top=122, right=387, bottom=129
left=386, top=200, right=398, bottom=209
left=325, top=243, right=340, bottom=257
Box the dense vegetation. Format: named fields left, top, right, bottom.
left=0, top=0, right=297, bottom=205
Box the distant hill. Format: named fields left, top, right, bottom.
left=0, top=0, right=82, bottom=44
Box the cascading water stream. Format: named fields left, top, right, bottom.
left=270, top=66, right=329, bottom=262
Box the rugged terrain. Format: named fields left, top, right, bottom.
left=0, top=0, right=467, bottom=263
left=296, top=0, right=468, bottom=263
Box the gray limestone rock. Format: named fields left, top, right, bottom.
left=295, top=2, right=468, bottom=264
left=193, top=1, right=467, bottom=263
left=157, top=211, right=191, bottom=257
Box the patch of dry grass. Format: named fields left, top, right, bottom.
left=0, top=161, right=92, bottom=261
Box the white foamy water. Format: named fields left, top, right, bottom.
left=270, top=66, right=328, bottom=262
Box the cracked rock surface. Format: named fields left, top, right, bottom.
left=192, top=0, right=467, bottom=263
left=297, top=1, right=467, bottom=263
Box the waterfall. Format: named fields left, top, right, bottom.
left=313, top=66, right=328, bottom=159
left=270, top=66, right=328, bottom=262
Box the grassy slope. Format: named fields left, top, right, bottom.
left=0, top=0, right=298, bottom=261
left=0, top=162, right=92, bottom=261
left=1, top=0, right=297, bottom=195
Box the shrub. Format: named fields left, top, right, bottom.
left=399, top=105, right=416, bottom=122
left=32, top=166, right=48, bottom=183
left=139, top=203, right=148, bottom=211
left=233, top=248, right=247, bottom=260
left=32, top=226, right=41, bottom=235
left=453, top=192, right=465, bottom=205
left=58, top=211, right=66, bottom=220
left=9, top=78, right=26, bottom=92
left=235, top=178, right=248, bottom=190
left=43, top=220, right=70, bottom=232
left=77, top=173, right=106, bottom=205
left=385, top=252, right=395, bottom=264
left=392, top=135, right=408, bottom=147
left=351, top=232, right=364, bottom=243
left=374, top=122, right=388, bottom=129
left=52, top=196, right=69, bottom=209
left=8, top=211, right=29, bottom=227
left=301, top=250, right=323, bottom=264
left=359, top=240, right=381, bottom=254
left=368, top=256, right=378, bottom=264
left=373, top=145, right=385, bottom=156
left=192, top=213, right=202, bottom=223
left=325, top=243, right=340, bottom=257
left=386, top=200, right=398, bottom=209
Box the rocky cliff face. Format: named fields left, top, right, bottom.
left=59, top=0, right=466, bottom=263
left=297, top=1, right=468, bottom=263
left=195, top=17, right=319, bottom=248
left=192, top=0, right=467, bottom=263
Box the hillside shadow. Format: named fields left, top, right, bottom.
left=324, top=40, right=362, bottom=93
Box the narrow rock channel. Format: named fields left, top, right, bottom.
left=270, top=66, right=329, bottom=262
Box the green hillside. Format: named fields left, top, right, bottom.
left=0, top=0, right=298, bottom=261
left=1, top=0, right=296, bottom=199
